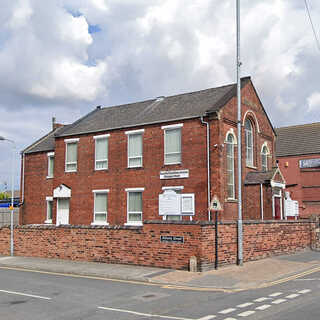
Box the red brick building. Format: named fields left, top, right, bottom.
left=20, top=77, right=285, bottom=226
left=276, top=122, right=320, bottom=218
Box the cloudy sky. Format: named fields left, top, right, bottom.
left=0, top=0, right=319, bottom=190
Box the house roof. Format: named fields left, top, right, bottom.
left=276, top=122, right=320, bottom=157
left=244, top=167, right=279, bottom=185
left=56, top=77, right=252, bottom=138
left=23, top=125, right=67, bottom=154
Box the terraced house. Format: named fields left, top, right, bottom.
left=20, top=77, right=285, bottom=226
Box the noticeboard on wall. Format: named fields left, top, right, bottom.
left=284, top=199, right=299, bottom=217
left=159, top=190, right=195, bottom=216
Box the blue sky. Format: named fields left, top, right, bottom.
left=0, top=0, right=320, bottom=190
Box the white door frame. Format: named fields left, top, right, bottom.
left=272, top=190, right=283, bottom=220
left=56, top=198, right=70, bottom=226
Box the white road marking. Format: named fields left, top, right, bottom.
left=269, top=292, right=282, bottom=297
left=218, top=308, right=236, bottom=314
left=197, top=316, right=216, bottom=320
left=238, top=310, right=255, bottom=317
left=255, top=304, right=271, bottom=311
left=298, top=289, right=311, bottom=294
left=286, top=294, right=300, bottom=299
left=98, top=306, right=195, bottom=320
left=237, top=302, right=253, bottom=308
left=223, top=318, right=237, bottom=320
left=0, top=289, right=51, bottom=300
left=272, top=299, right=286, bottom=304
left=254, top=297, right=269, bottom=302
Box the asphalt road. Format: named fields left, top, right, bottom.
left=0, top=267, right=319, bottom=320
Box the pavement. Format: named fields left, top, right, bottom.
left=0, top=250, right=320, bottom=291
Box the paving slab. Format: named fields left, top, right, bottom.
left=1, top=250, right=320, bottom=290
left=0, top=256, right=173, bottom=282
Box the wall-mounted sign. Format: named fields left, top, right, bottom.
left=159, top=190, right=181, bottom=215
left=160, top=235, right=184, bottom=243
left=299, top=158, right=320, bottom=169
left=160, top=170, right=189, bottom=180
left=210, top=195, right=223, bottom=211
left=284, top=199, right=299, bottom=217
left=159, top=190, right=195, bottom=216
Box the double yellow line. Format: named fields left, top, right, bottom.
left=1, top=264, right=320, bottom=293
left=258, top=265, right=320, bottom=289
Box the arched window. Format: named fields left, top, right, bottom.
left=245, top=119, right=253, bottom=166
left=261, top=145, right=269, bottom=171
left=226, top=133, right=235, bottom=199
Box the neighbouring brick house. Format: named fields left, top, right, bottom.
left=20, top=77, right=285, bottom=227
left=276, top=122, right=320, bottom=218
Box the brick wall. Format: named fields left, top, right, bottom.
left=0, top=220, right=317, bottom=271
left=21, top=152, right=53, bottom=224
left=278, top=154, right=320, bottom=218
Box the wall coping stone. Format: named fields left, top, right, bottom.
left=3, top=224, right=142, bottom=231
left=144, top=220, right=214, bottom=226
left=0, top=219, right=314, bottom=231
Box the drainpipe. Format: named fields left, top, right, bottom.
left=200, top=116, right=211, bottom=221
left=20, top=152, right=25, bottom=225
left=260, top=184, right=264, bottom=220
left=21, top=152, right=25, bottom=204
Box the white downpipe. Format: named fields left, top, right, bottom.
left=21, top=152, right=25, bottom=204
left=200, top=116, right=211, bottom=221
left=260, top=184, right=264, bottom=220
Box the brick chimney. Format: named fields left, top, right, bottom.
left=52, top=117, right=64, bottom=130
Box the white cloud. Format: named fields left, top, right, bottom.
left=307, top=92, right=320, bottom=112
left=1, top=0, right=320, bottom=186
left=7, top=0, right=33, bottom=29
left=0, top=0, right=108, bottom=104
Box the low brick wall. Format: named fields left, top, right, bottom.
left=0, top=220, right=317, bottom=271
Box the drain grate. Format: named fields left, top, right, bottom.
left=133, top=292, right=169, bottom=302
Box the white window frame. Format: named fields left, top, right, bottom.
left=162, top=123, right=183, bottom=165
left=92, top=189, right=110, bottom=225
left=181, top=193, right=195, bottom=215
left=94, top=134, right=110, bottom=171
left=245, top=119, right=254, bottom=167
left=261, top=143, right=269, bottom=172
left=65, top=138, right=79, bottom=172
left=47, top=152, right=54, bottom=179
left=125, top=129, right=144, bottom=168
left=45, top=196, right=53, bottom=224
left=226, top=133, right=235, bottom=199
left=125, top=188, right=144, bottom=226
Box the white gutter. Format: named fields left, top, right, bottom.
left=200, top=116, right=211, bottom=221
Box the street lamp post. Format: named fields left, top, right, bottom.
left=0, top=136, right=15, bottom=256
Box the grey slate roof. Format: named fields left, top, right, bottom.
left=56, top=77, right=251, bottom=138
left=23, top=126, right=67, bottom=154
left=244, top=168, right=278, bottom=185
left=276, top=122, right=320, bottom=157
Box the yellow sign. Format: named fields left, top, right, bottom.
left=9, top=205, right=14, bottom=210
